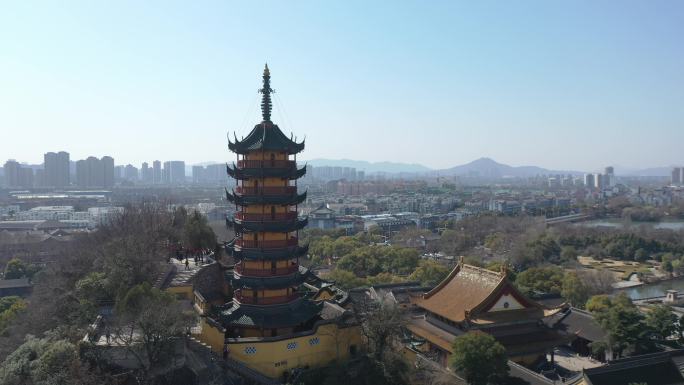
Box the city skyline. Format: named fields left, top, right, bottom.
left=3, top=149, right=683, bottom=177
left=2, top=1, right=683, bottom=170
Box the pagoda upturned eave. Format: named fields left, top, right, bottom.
left=218, top=298, right=322, bottom=329
left=230, top=271, right=306, bottom=290
left=228, top=122, right=305, bottom=155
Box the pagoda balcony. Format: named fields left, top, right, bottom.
left=235, top=186, right=297, bottom=196
left=233, top=289, right=300, bottom=305
left=227, top=188, right=307, bottom=206
left=234, top=212, right=298, bottom=221
left=234, top=238, right=299, bottom=249
left=227, top=164, right=307, bottom=180
left=231, top=216, right=308, bottom=233
left=237, top=159, right=296, bottom=169
left=228, top=243, right=309, bottom=261
left=234, top=263, right=299, bottom=277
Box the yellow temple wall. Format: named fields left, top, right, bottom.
left=165, top=285, right=193, bottom=300
left=313, top=290, right=334, bottom=301
left=198, top=317, right=226, bottom=352
left=402, top=346, right=419, bottom=362
left=227, top=323, right=363, bottom=379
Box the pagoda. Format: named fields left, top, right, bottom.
left=222, top=65, right=320, bottom=338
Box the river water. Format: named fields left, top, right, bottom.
left=579, top=219, right=684, bottom=231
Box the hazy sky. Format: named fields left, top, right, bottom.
left=1, top=1, right=683, bottom=171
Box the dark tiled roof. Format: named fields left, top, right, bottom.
left=218, top=298, right=322, bottom=329
left=230, top=271, right=306, bottom=289
left=0, top=278, right=32, bottom=289
left=583, top=350, right=684, bottom=385
left=508, top=361, right=555, bottom=385
left=228, top=122, right=304, bottom=154
left=547, top=307, right=606, bottom=342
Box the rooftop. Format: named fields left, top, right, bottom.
left=416, top=263, right=540, bottom=323
left=582, top=350, right=684, bottom=385
left=545, top=307, right=607, bottom=342
left=0, top=278, right=32, bottom=289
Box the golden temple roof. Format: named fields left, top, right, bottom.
left=416, top=263, right=545, bottom=323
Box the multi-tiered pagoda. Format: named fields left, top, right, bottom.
left=222, top=65, right=321, bottom=338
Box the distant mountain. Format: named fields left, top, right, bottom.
left=436, top=157, right=583, bottom=178
left=304, top=158, right=432, bottom=174
left=191, top=156, right=671, bottom=178
left=613, top=166, right=671, bottom=177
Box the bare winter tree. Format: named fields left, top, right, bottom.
left=112, top=283, right=196, bottom=384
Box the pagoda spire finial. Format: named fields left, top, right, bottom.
left=259, top=63, right=274, bottom=122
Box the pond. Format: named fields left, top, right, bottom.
left=621, top=278, right=684, bottom=300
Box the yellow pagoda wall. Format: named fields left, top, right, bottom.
left=244, top=205, right=290, bottom=214
left=244, top=151, right=288, bottom=161
left=243, top=260, right=293, bottom=269
left=243, top=178, right=289, bottom=187
left=242, top=232, right=292, bottom=241
left=227, top=323, right=363, bottom=379
left=241, top=288, right=290, bottom=298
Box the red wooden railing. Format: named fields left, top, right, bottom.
left=234, top=263, right=299, bottom=277
left=235, top=186, right=297, bottom=196
left=237, top=160, right=295, bottom=169
left=234, top=238, right=299, bottom=249
left=234, top=212, right=298, bottom=221
left=233, top=290, right=300, bottom=305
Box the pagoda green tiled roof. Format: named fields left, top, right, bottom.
left=229, top=270, right=307, bottom=289
left=226, top=242, right=309, bottom=261
left=229, top=122, right=305, bottom=154
left=218, top=298, right=322, bottom=329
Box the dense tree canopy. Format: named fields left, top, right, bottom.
left=408, top=259, right=450, bottom=287
left=0, top=297, right=26, bottom=335
left=588, top=293, right=654, bottom=357
left=515, top=266, right=564, bottom=295
left=449, top=332, right=509, bottom=385
left=183, top=210, right=217, bottom=250
left=0, top=336, right=108, bottom=385
left=561, top=272, right=590, bottom=308
left=645, top=304, right=678, bottom=341
left=2, top=258, right=39, bottom=280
